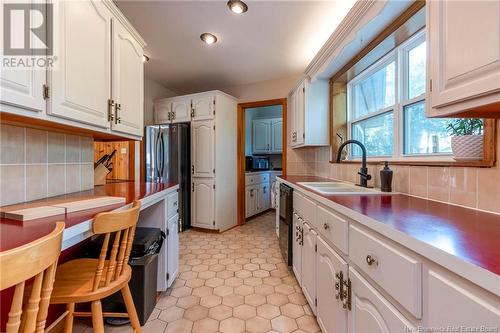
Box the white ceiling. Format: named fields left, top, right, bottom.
left=115, top=0, right=356, bottom=94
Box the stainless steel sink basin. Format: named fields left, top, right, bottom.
left=297, top=182, right=385, bottom=195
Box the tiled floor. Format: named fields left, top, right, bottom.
left=74, top=211, right=320, bottom=333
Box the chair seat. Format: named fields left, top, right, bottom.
left=50, top=258, right=132, bottom=304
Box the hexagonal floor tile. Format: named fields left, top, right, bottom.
left=164, top=318, right=193, bottom=333
left=208, top=304, right=232, bottom=321
left=280, top=303, right=305, bottom=319
left=158, top=306, right=184, bottom=322
left=170, top=286, right=192, bottom=298
left=192, top=286, right=213, bottom=297
left=214, top=285, right=233, bottom=297
left=244, top=294, right=266, bottom=307
left=176, top=295, right=200, bottom=309
left=266, top=293, right=289, bottom=306
left=254, top=284, right=274, bottom=296
left=271, top=315, right=299, bottom=333
left=233, top=304, right=257, bottom=320
left=296, top=315, right=321, bottom=332
left=192, top=317, right=219, bottom=333
left=222, top=294, right=244, bottom=307
left=246, top=316, right=272, bottom=333
left=220, top=317, right=245, bottom=333
left=183, top=305, right=209, bottom=321
left=234, top=284, right=254, bottom=296
left=256, top=304, right=280, bottom=320
left=200, top=295, right=222, bottom=308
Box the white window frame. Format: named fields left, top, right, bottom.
left=346, top=29, right=455, bottom=162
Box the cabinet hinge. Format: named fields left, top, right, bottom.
left=108, top=99, right=115, bottom=121
left=213, top=125, right=215, bottom=130
left=303, top=132, right=305, bottom=139
left=213, top=168, right=215, bottom=174
left=42, top=84, right=50, bottom=100
left=167, top=228, right=170, bottom=236
left=166, top=272, right=170, bottom=281
left=315, top=244, right=317, bottom=252
left=212, top=184, right=215, bottom=189
left=192, top=183, right=194, bottom=192
left=302, top=87, right=305, bottom=93
left=429, top=79, right=433, bottom=92
left=213, top=221, right=215, bottom=226
left=213, top=99, right=216, bottom=115
left=315, top=298, right=317, bottom=307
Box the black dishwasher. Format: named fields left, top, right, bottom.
left=279, top=183, right=293, bottom=266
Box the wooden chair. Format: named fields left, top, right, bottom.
left=50, top=201, right=142, bottom=333
left=0, top=222, right=65, bottom=333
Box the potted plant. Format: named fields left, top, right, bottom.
left=446, top=119, right=484, bottom=161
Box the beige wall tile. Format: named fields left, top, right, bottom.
left=477, top=168, right=500, bottom=214
left=26, top=128, right=47, bottom=164
left=48, top=132, right=65, bottom=163
left=0, top=124, right=25, bottom=164
left=392, top=166, right=410, bottom=194
left=0, top=165, right=25, bottom=206
left=81, top=163, right=94, bottom=190
left=65, top=164, right=81, bottom=193
left=26, top=165, right=47, bottom=201
left=80, top=137, right=94, bottom=163
left=48, top=164, right=66, bottom=197
left=65, top=135, right=80, bottom=163
left=450, top=168, right=477, bottom=208
left=428, top=167, right=450, bottom=202
left=409, top=166, right=428, bottom=198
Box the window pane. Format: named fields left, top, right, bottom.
left=408, top=41, right=426, bottom=99
left=351, top=112, right=394, bottom=157
left=353, top=61, right=396, bottom=119
left=404, top=101, right=452, bottom=155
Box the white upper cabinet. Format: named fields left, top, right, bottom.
left=253, top=119, right=271, bottom=154
left=111, top=18, right=144, bottom=136
left=270, top=119, right=283, bottom=153
left=191, top=178, right=215, bottom=229
left=289, top=78, right=329, bottom=148
left=191, top=120, right=215, bottom=178
left=49, top=0, right=112, bottom=128
left=427, top=0, right=500, bottom=117
left=192, top=95, right=215, bottom=121
left=171, top=99, right=192, bottom=123
left=155, top=100, right=172, bottom=124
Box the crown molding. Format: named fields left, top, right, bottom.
left=103, top=0, right=147, bottom=48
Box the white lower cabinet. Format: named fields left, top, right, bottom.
left=348, top=267, right=415, bottom=333
left=292, top=213, right=303, bottom=284
left=301, top=222, right=317, bottom=313
left=258, top=183, right=271, bottom=211
left=316, top=237, right=348, bottom=333
left=245, top=185, right=258, bottom=218
left=167, top=214, right=179, bottom=288
left=191, top=178, right=215, bottom=229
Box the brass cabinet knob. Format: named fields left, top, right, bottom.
left=366, top=255, right=378, bottom=266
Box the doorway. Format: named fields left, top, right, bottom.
left=237, top=98, right=287, bottom=226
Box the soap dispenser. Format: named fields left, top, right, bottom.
left=380, top=161, right=393, bottom=192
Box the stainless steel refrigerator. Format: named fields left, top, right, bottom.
left=145, top=124, right=191, bottom=231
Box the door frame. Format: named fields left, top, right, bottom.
left=237, top=98, right=287, bottom=226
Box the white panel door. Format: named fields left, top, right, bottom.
left=192, top=178, right=215, bottom=229
left=167, top=214, right=179, bottom=288
left=270, top=119, right=283, bottom=153
left=348, top=267, right=415, bottom=333
left=245, top=185, right=258, bottom=218
left=295, top=82, right=305, bottom=145
left=301, top=222, right=317, bottom=313
left=172, top=99, right=192, bottom=123
left=155, top=100, right=172, bottom=124
left=428, top=1, right=500, bottom=112
left=50, top=0, right=111, bottom=128
left=427, top=270, right=500, bottom=329
left=292, top=213, right=303, bottom=285
left=316, top=237, right=348, bottom=333
left=252, top=119, right=271, bottom=154
left=111, top=18, right=143, bottom=136
left=258, top=183, right=271, bottom=211
left=192, top=95, right=215, bottom=121
left=191, top=120, right=215, bottom=178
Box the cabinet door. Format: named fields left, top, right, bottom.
left=192, top=178, right=215, bottom=229
left=192, top=95, right=215, bottom=121
left=155, top=100, right=172, bottom=124
left=167, top=214, right=179, bottom=288
left=252, top=119, right=271, bottom=154
left=172, top=99, right=192, bottom=123
left=289, top=92, right=296, bottom=146
left=111, top=18, right=144, bottom=136
left=191, top=120, right=215, bottom=178
left=245, top=186, right=257, bottom=218
left=348, top=267, right=415, bottom=333
left=427, top=270, right=500, bottom=329
left=428, top=1, right=500, bottom=115
left=50, top=0, right=111, bottom=128
left=258, top=183, right=271, bottom=211
left=316, top=237, right=348, bottom=333
left=270, top=119, right=283, bottom=153
left=292, top=213, right=303, bottom=285
left=295, top=82, right=305, bottom=145
left=301, top=222, right=317, bottom=313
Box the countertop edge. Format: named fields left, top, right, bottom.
left=278, top=177, right=500, bottom=296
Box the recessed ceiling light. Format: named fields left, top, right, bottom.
left=142, top=55, right=150, bottom=63
left=200, top=33, right=218, bottom=45
left=227, top=0, right=248, bottom=14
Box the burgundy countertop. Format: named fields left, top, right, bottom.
left=280, top=175, right=500, bottom=276
left=0, top=182, right=177, bottom=252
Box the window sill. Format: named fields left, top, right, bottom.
left=328, top=159, right=495, bottom=168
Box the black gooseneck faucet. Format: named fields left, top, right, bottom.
left=336, top=140, right=372, bottom=188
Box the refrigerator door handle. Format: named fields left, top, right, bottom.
left=155, top=133, right=161, bottom=180
left=160, top=132, right=166, bottom=179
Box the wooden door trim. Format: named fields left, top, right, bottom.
left=237, top=98, right=287, bottom=226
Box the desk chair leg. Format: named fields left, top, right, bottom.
left=121, top=284, right=142, bottom=333
left=64, top=303, right=74, bottom=333
left=91, top=301, right=104, bottom=333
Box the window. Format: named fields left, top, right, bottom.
left=347, top=30, right=454, bottom=159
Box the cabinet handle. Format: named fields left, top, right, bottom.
left=191, top=165, right=194, bottom=175
left=323, top=223, right=330, bottom=230
left=366, top=255, right=378, bottom=266
left=250, top=189, right=254, bottom=197
left=191, top=108, right=195, bottom=118
left=115, top=103, right=121, bottom=124
left=108, top=99, right=115, bottom=121
left=263, top=186, right=266, bottom=194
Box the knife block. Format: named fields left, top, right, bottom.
left=94, top=163, right=111, bottom=186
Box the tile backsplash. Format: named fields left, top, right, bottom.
left=287, top=119, right=500, bottom=215
left=0, top=124, right=94, bottom=206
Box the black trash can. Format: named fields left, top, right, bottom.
left=88, top=227, right=164, bottom=326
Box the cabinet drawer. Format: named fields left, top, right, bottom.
left=245, top=173, right=269, bottom=186
left=316, top=205, right=348, bottom=254
left=349, top=225, right=422, bottom=318
left=167, top=191, right=179, bottom=218
left=293, top=192, right=316, bottom=226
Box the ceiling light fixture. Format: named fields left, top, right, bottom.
left=142, top=55, right=150, bottom=63
left=227, top=0, right=248, bottom=14
left=200, top=33, right=218, bottom=45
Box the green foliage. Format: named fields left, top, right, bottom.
left=446, top=119, right=483, bottom=136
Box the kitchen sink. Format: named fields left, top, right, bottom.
left=297, top=182, right=387, bottom=195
